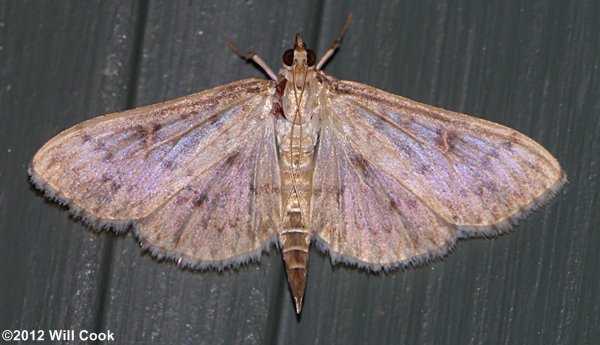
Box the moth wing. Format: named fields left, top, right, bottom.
left=31, top=79, right=282, bottom=267
left=136, top=114, right=282, bottom=267
left=310, top=80, right=565, bottom=269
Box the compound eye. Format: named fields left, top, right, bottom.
left=283, top=49, right=294, bottom=66
left=307, top=49, right=316, bottom=66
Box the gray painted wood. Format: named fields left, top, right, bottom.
left=1, top=1, right=598, bottom=344
left=0, top=0, right=145, bottom=339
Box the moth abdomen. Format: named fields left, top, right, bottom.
left=280, top=212, right=311, bottom=314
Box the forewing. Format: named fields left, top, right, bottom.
left=311, top=80, right=565, bottom=268
left=137, top=115, right=281, bottom=267
left=31, top=78, right=282, bottom=266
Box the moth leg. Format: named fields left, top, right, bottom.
left=225, top=39, right=278, bottom=80
left=316, top=14, right=353, bottom=70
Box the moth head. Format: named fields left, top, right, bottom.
left=282, top=33, right=316, bottom=68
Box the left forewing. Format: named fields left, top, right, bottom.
left=30, top=79, right=272, bottom=223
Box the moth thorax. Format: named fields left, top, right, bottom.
left=275, top=111, right=320, bottom=156
left=281, top=70, right=321, bottom=125
left=292, top=67, right=307, bottom=87
left=282, top=98, right=313, bottom=125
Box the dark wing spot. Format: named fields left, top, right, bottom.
left=398, top=141, right=414, bottom=157
left=418, top=164, right=432, bottom=174
left=81, top=134, right=92, bottom=143
left=95, top=141, right=107, bottom=151
left=100, top=173, right=112, bottom=183
left=437, top=129, right=459, bottom=152
left=244, top=85, right=263, bottom=94
left=175, top=195, right=189, bottom=206
left=110, top=181, right=122, bottom=192
left=480, top=155, right=492, bottom=168
left=45, top=157, right=58, bottom=169
left=448, top=131, right=460, bottom=150
left=501, top=140, right=514, bottom=152
left=490, top=149, right=500, bottom=158
left=389, top=199, right=400, bottom=212
left=381, top=225, right=392, bottom=234
left=193, top=193, right=207, bottom=208
left=133, top=125, right=149, bottom=145
left=206, top=112, right=220, bottom=126
left=349, top=154, right=378, bottom=188
left=225, top=152, right=240, bottom=165
left=162, top=159, right=175, bottom=170
left=349, top=154, right=369, bottom=173
left=436, top=129, right=448, bottom=150
left=336, top=186, right=344, bottom=205
left=103, top=151, right=114, bottom=162
left=482, top=180, right=498, bottom=193
left=406, top=199, right=418, bottom=210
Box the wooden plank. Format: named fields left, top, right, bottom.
left=0, top=0, right=144, bottom=338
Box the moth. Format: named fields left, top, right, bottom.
left=30, top=16, right=565, bottom=314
